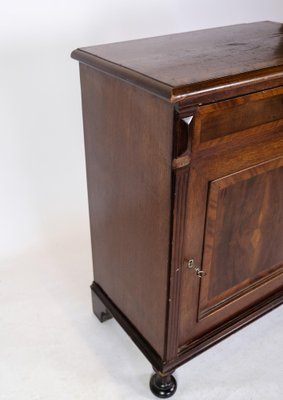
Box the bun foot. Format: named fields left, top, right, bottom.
left=149, top=373, right=177, bottom=398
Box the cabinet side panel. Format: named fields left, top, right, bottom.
left=79, top=64, right=174, bottom=357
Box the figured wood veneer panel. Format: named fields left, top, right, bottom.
left=199, top=157, right=283, bottom=317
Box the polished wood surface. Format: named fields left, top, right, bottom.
left=179, top=124, right=283, bottom=346
left=72, top=21, right=283, bottom=102
left=80, top=22, right=283, bottom=86
left=73, top=22, right=283, bottom=397
left=197, top=87, right=283, bottom=143
left=150, top=372, right=177, bottom=398
left=200, top=157, right=283, bottom=318
left=80, top=63, right=174, bottom=357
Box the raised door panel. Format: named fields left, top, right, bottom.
left=178, top=145, right=283, bottom=350
left=199, top=157, right=283, bottom=320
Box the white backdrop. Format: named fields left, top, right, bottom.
left=0, top=2, right=283, bottom=400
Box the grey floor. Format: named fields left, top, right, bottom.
left=1, top=241, right=282, bottom=400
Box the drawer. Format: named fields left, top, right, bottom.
left=193, top=87, right=283, bottom=150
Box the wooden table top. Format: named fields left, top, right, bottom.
left=72, top=21, right=283, bottom=103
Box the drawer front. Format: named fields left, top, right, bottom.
left=193, top=87, right=283, bottom=150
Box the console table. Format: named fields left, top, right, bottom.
left=72, top=21, right=283, bottom=397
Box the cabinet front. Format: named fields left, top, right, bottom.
left=177, top=88, right=283, bottom=351
left=199, top=158, right=283, bottom=321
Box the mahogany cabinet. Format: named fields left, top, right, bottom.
left=72, top=21, right=283, bottom=397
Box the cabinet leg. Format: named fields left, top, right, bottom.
left=149, top=371, right=177, bottom=398
left=91, top=285, right=112, bottom=323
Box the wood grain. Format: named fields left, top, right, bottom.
left=73, top=22, right=283, bottom=390
left=198, top=87, right=283, bottom=143
left=80, top=63, right=174, bottom=357
left=72, top=21, right=283, bottom=103
left=179, top=132, right=283, bottom=347
left=199, top=157, right=283, bottom=318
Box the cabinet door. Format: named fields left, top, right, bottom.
left=178, top=126, right=283, bottom=352
left=200, top=157, right=283, bottom=315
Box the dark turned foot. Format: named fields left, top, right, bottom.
left=150, top=373, right=177, bottom=398
left=91, top=284, right=113, bottom=323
